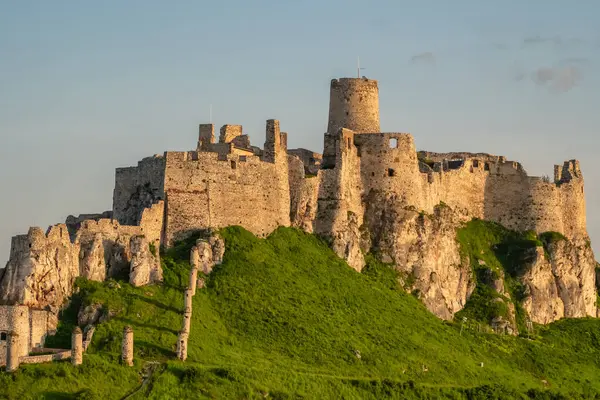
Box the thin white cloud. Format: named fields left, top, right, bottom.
left=531, top=65, right=582, bottom=93
left=410, top=52, right=436, bottom=65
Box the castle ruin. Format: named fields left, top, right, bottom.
left=0, top=77, right=596, bottom=362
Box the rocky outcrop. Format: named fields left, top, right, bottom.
left=330, top=211, right=365, bottom=272
left=522, top=238, right=597, bottom=324
left=207, top=232, right=225, bottom=268
left=290, top=177, right=319, bottom=233
left=79, top=233, right=107, bottom=282
left=367, top=203, right=474, bottom=320
left=191, top=232, right=225, bottom=276
left=0, top=226, right=79, bottom=310
left=77, top=303, right=104, bottom=327
left=0, top=216, right=162, bottom=312
left=129, top=235, right=162, bottom=287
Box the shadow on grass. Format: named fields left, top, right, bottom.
left=117, top=317, right=179, bottom=335
left=136, top=340, right=176, bottom=359
left=126, top=293, right=181, bottom=314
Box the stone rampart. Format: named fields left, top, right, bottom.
left=163, top=148, right=290, bottom=245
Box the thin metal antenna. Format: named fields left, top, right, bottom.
left=357, top=56, right=365, bottom=78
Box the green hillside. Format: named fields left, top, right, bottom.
left=2, top=225, right=600, bottom=399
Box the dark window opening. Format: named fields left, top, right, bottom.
left=388, top=168, right=396, bottom=177
left=473, top=160, right=479, bottom=168
left=371, top=172, right=375, bottom=177
left=0, top=332, right=6, bottom=341
left=347, top=138, right=351, bottom=149
left=484, top=162, right=490, bottom=171
left=239, top=156, right=247, bottom=162
left=231, top=160, right=237, bottom=169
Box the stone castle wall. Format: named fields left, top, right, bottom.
left=162, top=149, right=290, bottom=245
left=328, top=132, right=589, bottom=239
left=0, top=305, right=49, bottom=366
left=160, top=119, right=291, bottom=245
left=0, top=75, right=595, bottom=339
left=113, top=155, right=166, bottom=226
left=0, top=305, right=29, bottom=365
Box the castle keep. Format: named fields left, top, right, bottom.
left=0, top=76, right=596, bottom=360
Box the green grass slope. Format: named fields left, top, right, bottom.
left=2, top=226, right=600, bottom=399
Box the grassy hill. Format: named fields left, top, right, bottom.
left=1, top=225, right=600, bottom=399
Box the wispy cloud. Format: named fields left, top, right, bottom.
left=522, top=35, right=562, bottom=46
left=410, top=52, right=436, bottom=65
left=530, top=65, right=582, bottom=93
left=521, top=36, right=584, bottom=49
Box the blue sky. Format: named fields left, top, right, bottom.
left=1, top=0, right=599, bottom=264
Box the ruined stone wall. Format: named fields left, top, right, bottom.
left=198, top=124, right=215, bottom=151
left=287, top=148, right=322, bottom=175
left=162, top=146, right=290, bottom=245
left=113, top=155, right=165, bottom=225
left=315, top=128, right=365, bottom=270
left=0, top=306, right=29, bottom=365
left=29, top=309, right=50, bottom=350
left=556, top=161, right=587, bottom=239
left=419, top=151, right=506, bottom=164
left=355, top=133, right=424, bottom=210
left=289, top=152, right=320, bottom=233
left=219, top=125, right=243, bottom=143
left=288, top=155, right=306, bottom=222
left=0, top=215, right=162, bottom=315
left=138, top=201, right=165, bottom=245
left=327, top=78, right=380, bottom=134
left=418, top=155, right=588, bottom=238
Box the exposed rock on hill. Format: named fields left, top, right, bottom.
left=522, top=237, right=597, bottom=324
left=366, top=203, right=474, bottom=320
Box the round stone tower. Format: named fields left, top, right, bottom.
left=327, top=77, right=380, bottom=134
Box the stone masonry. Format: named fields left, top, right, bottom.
left=0, top=75, right=597, bottom=346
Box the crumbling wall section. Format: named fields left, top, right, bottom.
left=289, top=155, right=319, bottom=232
left=355, top=133, right=424, bottom=210
left=219, top=125, right=243, bottom=143
left=113, top=155, right=165, bottom=225
left=417, top=154, right=588, bottom=239
left=0, top=306, right=30, bottom=366
left=163, top=127, right=290, bottom=245
left=315, top=128, right=364, bottom=271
